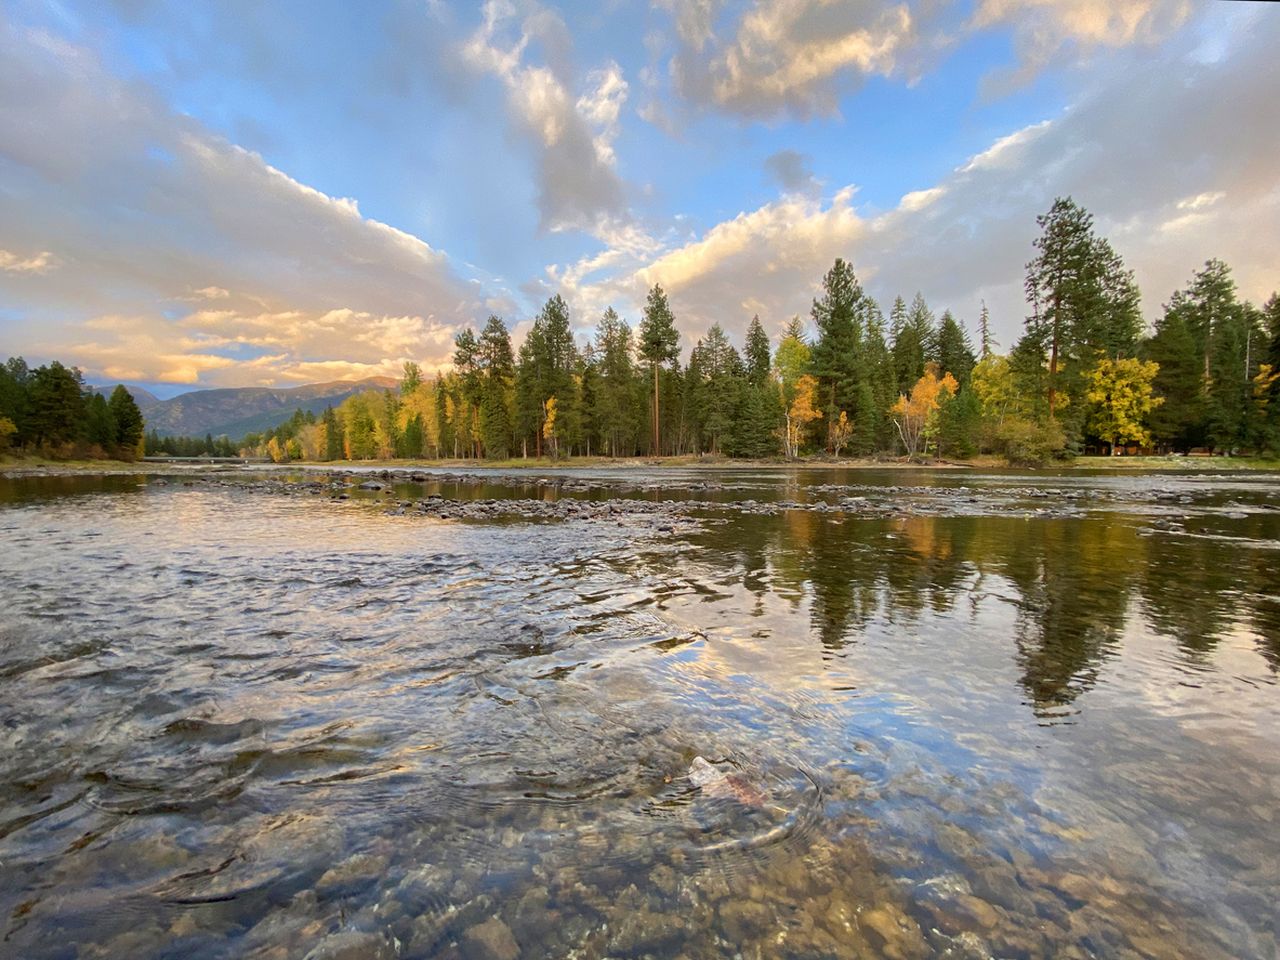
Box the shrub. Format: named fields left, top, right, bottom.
left=996, top=417, right=1066, bottom=467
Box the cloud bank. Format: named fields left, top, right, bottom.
left=0, top=21, right=486, bottom=385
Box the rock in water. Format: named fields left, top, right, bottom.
left=463, top=916, right=520, bottom=960
left=688, top=756, right=722, bottom=788
left=687, top=756, right=768, bottom=806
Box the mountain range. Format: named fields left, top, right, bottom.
left=90, top=377, right=398, bottom=438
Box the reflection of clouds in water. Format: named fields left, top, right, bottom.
left=0, top=470, right=1275, bottom=959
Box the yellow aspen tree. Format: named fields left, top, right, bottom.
left=891, top=363, right=958, bottom=457
left=786, top=375, right=822, bottom=459
left=542, top=396, right=558, bottom=460
left=1084, top=357, right=1163, bottom=454
left=831, top=410, right=853, bottom=457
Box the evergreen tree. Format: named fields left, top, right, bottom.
left=323, top=405, right=345, bottom=460
left=809, top=258, right=866, bottom=448
left=434, top=375, right=455, bottom=458
left=744, top=315, right=771, bottom=386
left=691, top=323, right=741, bottom=454
left=84, top=392, right=116, bottom=451
left=936, top=311, right=978, bottom=385
left=978, top=300, right=994, bottom=358
left=107, top=385, right=145, bottom=456
left=400, top=414, right=425, bottom=458
left=515, top=296, right=579, bottom=457
left=1024, top=198, right=1093, bottom=419
left=906, top=292, right=937, bottom=363
left=937, top=386, right=982, bottom=458
left=577, top=345, right=603, bottom=457
left=889, top=296, right=908, bottom=340
left=594, top=308, right=639, bottom=456
left=1023, top=197, right=1142, bottom=427
left=863, top=304, right=897, bottom=449
left=638, top=284, right=680, bottom=454
left=29, top=361, right=86, bottom=447
left=453, top=327, right=482, bottom=457
left=514, top=328, right=544, bottom=457
left=477, top=315, right=515, bottom=458
left=729, top=383, right=780, bottom=458
left=0, top=358, right=32, bottom=448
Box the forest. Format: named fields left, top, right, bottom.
left=240, top=198, right=1280, bottom=466
left=5, top=197, right=1278, bottom=466
left=0, top=359, right=146, bottom=460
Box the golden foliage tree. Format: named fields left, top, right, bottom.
left=891, top=363, right=958, bottom=457
left=542, top=396, right=559, bottom=460
left=1084, top=357, right=1162, bottom=453
left=785, top=375, right=822, bottom=459
left=831, top=410, right=853, bottom=457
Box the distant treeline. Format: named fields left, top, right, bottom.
left=0, top=359, right=146, bottom=460
left=236, top=197, right=1279, bottom=465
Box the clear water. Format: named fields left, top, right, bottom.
left=0, top=467, right=1277, bottom=959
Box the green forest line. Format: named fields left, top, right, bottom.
left=5, top=197, right=1279, bottom=467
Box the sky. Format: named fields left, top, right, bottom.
left=0, top=0, right=1277, bottom=395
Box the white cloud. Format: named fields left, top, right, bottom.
left=971, top=0, right=1193, bottom=94
left=0, top=19, right=485, bottom=385
left=659, top=0, right=1199, bottom=119
left=462, top=0, right=629, bottom=234
left=668, top=0, right=917, bottom=119
left=561, top=11, right=1280, bottom=349
left=0, top=249, right=57, bottom=274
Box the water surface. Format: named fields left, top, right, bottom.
left=1, top=467, right=1277, bottom=958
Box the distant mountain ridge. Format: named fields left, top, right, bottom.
left=86, top=383, right=162, bottom=409
left=95, top=377, right=398, bottom=438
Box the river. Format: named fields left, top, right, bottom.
left=0, top=466, right=1277, bottom=959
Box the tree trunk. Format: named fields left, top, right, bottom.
left=652, top=362, right=660, bottom=456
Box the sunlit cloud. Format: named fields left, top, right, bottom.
left=0, top=249, right=57, bottom=274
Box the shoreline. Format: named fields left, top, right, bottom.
left=2, top=452, right=1278, bottom=480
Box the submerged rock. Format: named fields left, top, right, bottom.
left=462, top=916, right=520, bottom=960
left=687, top=756, right=768, bottom=806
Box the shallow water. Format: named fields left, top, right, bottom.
left=0, top=467, right=1277, bottom=959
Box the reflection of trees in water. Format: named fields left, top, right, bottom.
left=692, top=508, right=1276, bottom=714
left=996, top=519, right=1136, bottom=715
left=1251, top=557, right=1280, bottom=671
left=1138, top=520, right=1280, bottom=673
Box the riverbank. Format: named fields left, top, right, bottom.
left=4, top=451, right=1279, bottom=480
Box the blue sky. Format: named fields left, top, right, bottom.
left=1, top=0, right=1277, bottom=392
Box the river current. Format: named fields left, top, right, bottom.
left=0, top=466, right=1277, bottom=959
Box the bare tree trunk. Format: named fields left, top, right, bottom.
left=651, top=362, right=660, bottom=455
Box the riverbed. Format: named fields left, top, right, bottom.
left=1, top=466, right=1277, bottom=958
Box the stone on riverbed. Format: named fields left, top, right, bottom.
left=688, top=755, right=768, bottom=805
left=462, top=915, right=520, bottom=960
left=302, top=930, right=396, bottom=960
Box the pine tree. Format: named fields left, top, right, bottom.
left=809, top=259, right=866, bottom=448
left=453, top=327, right=482, bottom=457
left=936, top=311, right=977, bottom=385
left=107, top=384, right=145, bottom=457
left=744, top=315, right=771, bottom=386
left=29, top=361, right=86, bottom=447
left=892, top=293, right=933, bottom=395
left=978, top=300, right=994, bottom=358
left=323, top=405, right=344, bottom=460
left=477, top=315, right=515, bottom=458
left=1024, top=198, right=1095, bottom=420
left=693, top=323, right=742, bottom=454
left=594, top=308, right=639, bottom=456
left=638, top=284, right=680, bottom=454
left=0, top=358, right=32, bottom=448
left=85, top=392, right=116, bottom=451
